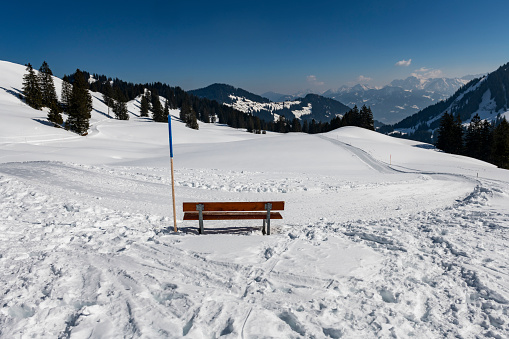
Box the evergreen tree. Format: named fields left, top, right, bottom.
left=38, top=62, right=63, bottom=126
left=479, top=120, right=494, bottom=162
left=112, top=87, right=129, bottom=120
left=291, top=118, right=302, bottom=132
left=302, top=119, right=309, bottom=133
left=436, top=111, right=463, bottom=154
left=140, top=94, right=150, bottom=117
left=246, top=116, right=254, bottom=133
left=22, top=63, right=43, bottom=109
left=451, top=114, right=464, bottom=155
left=492, top=118, right=509, bottom=169
left=180, top=100, right=190, bottom=123
left=359, top=105, right=375, bottom=130
left=201, top=106, right=210, bottom=123
left=66, top=69, right=92, bottom=135
left=276, top=115, right=287, bottom=133
left=163, top=98, right=170, bottom=119
left=102, top=81, right=114, bottom=117
left=60, top=75, right=72, bottom=112
left=47, top=101, right=64, bottom=126
left=151, top=92, right=164, bottom=122
left=255, top=117, right=262, bottom=134
left=185, top=107, right=199, bottom=130
left=38, top=61, right=59, bottom=108
left=464, top=113, right=483, bottom=158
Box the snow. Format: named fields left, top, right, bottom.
left=1, top=60, right=509, bottom=338
left=291, top=103, right=312, bottom=119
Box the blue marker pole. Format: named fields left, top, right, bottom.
left=168, top=114, right=177, bottom=232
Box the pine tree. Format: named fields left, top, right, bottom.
left=255, top=117, right=262, bottom=134
left=180, top=100, right=190, bottom=123
left=202, top=106, right=210, bottom=123
left=185, top=107, right=199, bottom=130
left=359, top=105, right=375, bottom=130
left=38, top=61, right=59, bottom=108
left=60, top=75, right=72, bottom=113
left=22, top=63, right=43, bottom=109
left=479, top=120, right=494, bottom=162
left=302, top=119, right=309, bottom=133
left=112, top=87, right=129, bottom=120
left=152, top=95, right=164, bottom=122
left=451, top=114, right=464, bottom=155
left=247, top=116, right=254, bottom=133
left=492, top=118, right=509, bottom=169
left=291, top=118, right=302, bottom=132
left=38, top=61, right=63, bottom=126
left=436, top=112, right=454, bottom=153
left=66, top=69, right=92, bottom=135
left=140, top=94, right=150, bottom=117
left=102, top=81, right=114, bottom=117
left=163, top=98, right=170, bottom=120
left=464, top=113, right=482, bottom=158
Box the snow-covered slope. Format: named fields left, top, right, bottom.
left=1, top=60, right=509, bottom=338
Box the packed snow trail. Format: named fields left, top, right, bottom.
left=318, top=135, right=395, bottom=174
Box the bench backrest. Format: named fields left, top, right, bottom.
left=183, top=201, right=284, bottom=212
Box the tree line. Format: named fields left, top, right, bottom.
left=436, top=112, right=509, bottom=169
left=22, top=63, right=375, bottom=136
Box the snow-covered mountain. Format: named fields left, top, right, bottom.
left=389, top=63, right=509, bottom=134
left=190, top=83, right=350, bottom=122
left=322, top=76, right=470, bottom=125
left=2, top=60, right=509, bottom=338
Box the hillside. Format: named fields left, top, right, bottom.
left=1, top=60, right=509, bottom=338
left=190, top=83, right=351, bottom=123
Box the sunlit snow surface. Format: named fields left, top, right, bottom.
left=1, top=60, right=509, bottom=338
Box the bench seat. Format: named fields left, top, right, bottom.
left=183, top=211, right=283, bottom=220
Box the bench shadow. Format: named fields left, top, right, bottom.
left=174, top=226, right=263, bottom=235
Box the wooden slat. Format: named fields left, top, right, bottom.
left=183, top=201, right=284, bottom=212
left=183, top=211, right=283, bottom=220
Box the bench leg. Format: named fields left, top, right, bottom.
left=265, top=203, right=272, bottom=235
left=197, top=204, right=204, bottom=234
left=262, top=219, right=266, bottom=235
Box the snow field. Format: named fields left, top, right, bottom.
left=1, top=60, right=509, bottom=337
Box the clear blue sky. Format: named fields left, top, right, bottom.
left=1, top=0, right=508, bottom=95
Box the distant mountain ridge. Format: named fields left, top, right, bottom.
left=190, top=83, right=351, bottom=123
left=382, top=62, right=509, bottom=138
left=322, top=76, right=470, bottom=125
left=189, top=83, right=270, bottom=105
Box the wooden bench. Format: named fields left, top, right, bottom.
left=183, top=201, right=284, bottom=235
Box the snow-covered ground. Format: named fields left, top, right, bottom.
left=1, top=60, right=509, bottom=338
